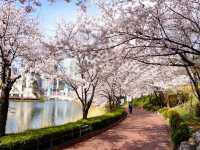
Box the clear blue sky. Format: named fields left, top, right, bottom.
left=33, top=0, right=99, bottom=37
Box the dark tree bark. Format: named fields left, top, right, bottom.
left=108, top=97, right=113, bottom=112
left=82, top=107, right=89, bottom=119
left=0, top=87, right=10, bottom=136
left=185, top=66, right=200, bottom=100
left=68, top=80, right=97, bottom=120
left=0, top=65, right=21, bottom=136
left=81, top=85, right=95, bottom=119
left=0, top=65, right=10, bottom=136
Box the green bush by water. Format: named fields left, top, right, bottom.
left=39, top=96, right=46, bottom=102
left=0, top=108, right=127, bottom=150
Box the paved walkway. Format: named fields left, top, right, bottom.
left=58, top=109, right=171, bottom=150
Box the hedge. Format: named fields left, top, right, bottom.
left=168, top=110, right=191, bottom=147
left=0, top=108, right=127, bottom=150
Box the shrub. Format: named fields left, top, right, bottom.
left=143, top=103, right=160, bottom=112
left=0, top=108, right=127, bottom=150
left=158, top=107, right=169, bottom=118
left=195, top=102, right=200, bottom=118
left=132, top=95, right=163, bottom=111
left=171, top=122, right=191, bottom=146
left=168, top=110, right=191, bottom=147
left=39, top=96, right=46, bottom=102
left=132, top=97, right=146, bottom=107
left=158, top=107, right=168, bottom=113
left=169, top=110, right=183, bottom=132
left=179, top=92, right=189, bottom=104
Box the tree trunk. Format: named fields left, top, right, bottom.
left=185, top=66, right=200, bottom=101
left=193, top=82, right=200, bottom=100
left=0, top=89, right=10, bottom=136
left=82, top=108, right=89, bottom=119
left=108, top=96, right=113, bottom=112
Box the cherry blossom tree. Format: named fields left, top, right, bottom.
left=98, top=53, right=188, bottom=109
left=0, top=2, right=41, bottom=136
left=39, top=0, right=192, bottom=118
left=59, top=56, right=100, bottom=119
left=53, top=8, right=189, bottom=114
left=46, top=15, right=105, bottom=119
left=95, top=0, right=200, bottom=100
left=4, top=0, right=87, bottom=12
left=99, top=59, right=125, bottom=111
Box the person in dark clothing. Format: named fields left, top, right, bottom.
left=128, top=102, right=133, bottom=114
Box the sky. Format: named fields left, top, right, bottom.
left=32, top=0, right=99, bottom=37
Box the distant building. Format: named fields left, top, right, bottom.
left=10, top=58, right=77, bottom=99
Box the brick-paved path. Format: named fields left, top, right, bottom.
left=57, top=109, right=170, bottom=150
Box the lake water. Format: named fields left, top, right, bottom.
left=6, top=100, right=83, bottom=134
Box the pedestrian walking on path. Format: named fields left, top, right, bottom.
left=128, top=102, right=133, bottom=114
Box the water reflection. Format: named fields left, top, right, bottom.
left=6, top=100, right=82, bottom=134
